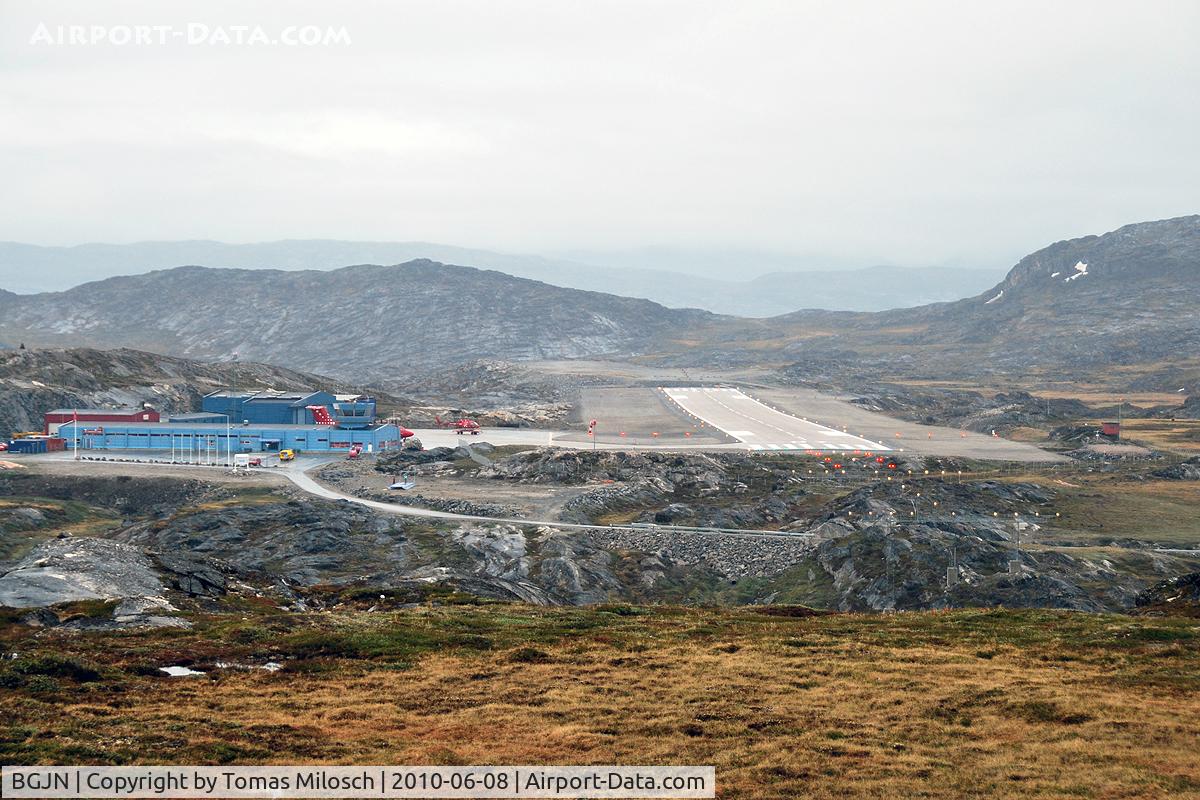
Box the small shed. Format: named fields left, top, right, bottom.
left=1100, top=421, right=1121, bottom=439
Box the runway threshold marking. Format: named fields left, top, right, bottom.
left=661, top=386, right=890, bottom=452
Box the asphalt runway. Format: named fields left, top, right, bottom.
left=574, top=387, right=734, bottom=446
left=661, top=387, right=890, bottom=452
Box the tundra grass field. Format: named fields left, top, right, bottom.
left=2, top=602, right=1198, bottom=799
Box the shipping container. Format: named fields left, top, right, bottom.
left=8, top=438, right=47, bottom=454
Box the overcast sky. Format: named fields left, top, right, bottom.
left=1, top=0, right=1197, bottom=271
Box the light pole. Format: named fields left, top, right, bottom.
left=214, top=414, right=232, bottom=467
left=1011, top=512, right=1021, bottom=574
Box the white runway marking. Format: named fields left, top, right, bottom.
left=662, top=386, right=889, bottom=452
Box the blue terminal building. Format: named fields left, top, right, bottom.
left=56, top=389, right=400, bottom=454
left=199, top=390, right=379, bottom=428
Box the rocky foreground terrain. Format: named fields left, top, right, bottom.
left=0, top=438, right=1171, bottom=618
left=3, top=455, right=1196, bottom=623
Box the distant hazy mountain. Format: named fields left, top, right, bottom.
left=630, top=266, right=1004, bottom=315
left=0, top=239, right=1002, bottom=315
left=0, top=261, right=710, bottom=379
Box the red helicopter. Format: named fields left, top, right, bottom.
left=434, top=415, right=481, bottom=435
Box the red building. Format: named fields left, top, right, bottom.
left=1101, top=421, right=1121, bottom=439
left=43, top=407, right=159, bottom=435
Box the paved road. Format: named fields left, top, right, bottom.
left=662, top=387, right=890, bottom=452
left=408, top=427, right=559, bottom=449
left=285, top=465, right=808, bottom=539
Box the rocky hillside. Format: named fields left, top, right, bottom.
left=768, top=215, right=1200, bottom=384
left=6, top=466, right=1197, bottom=614
left=0, top=472, right=739, bottom=611
left=0, top=260, right=711, bottom=379
left=0, top=347, right=361, bottom=438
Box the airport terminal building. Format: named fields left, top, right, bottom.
left=56, top=421, right=402, bottom=454
left=51, top=389, right=400, bottom=455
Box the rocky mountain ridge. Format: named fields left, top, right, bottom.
left=0, top=239, right=1003, bottom=315
left=0, top=261, right=711, bottom=379
left=768, top=215, right=1200, bottom=384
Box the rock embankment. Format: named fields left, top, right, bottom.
left=583, top=528, right=814, bottom=580
left=1134, top=572, right=1200, bottom=616
left=1154, top=456, right=1200, bottom=480
left=0, top=536, right=163, bottom=608
left=477, top=448, right=729, bottom=488
left=351, top=488, right=521, bottom=519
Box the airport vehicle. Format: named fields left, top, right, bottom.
left=434, top=415, right=481, bottom=435
left=279, top=449, right=296, bottom=461
left=388, top=475, right=416, bottom=490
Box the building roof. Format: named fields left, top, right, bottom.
left=244, top=391, right=324, bottom=405
left=204, top=389, right=326, bottom=406
left=46, top=408, right=153, bottom=416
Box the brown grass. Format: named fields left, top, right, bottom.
left=1041, top=477, right=1200, bottom=546
left=2, top=607, right=1199, bottom=798
left=1029, top=390, right=1187, bottom=406
left=1118, top=419, right=1200, bottom=454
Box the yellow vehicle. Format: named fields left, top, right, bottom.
left=279, top=449, right=296, bottom=461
